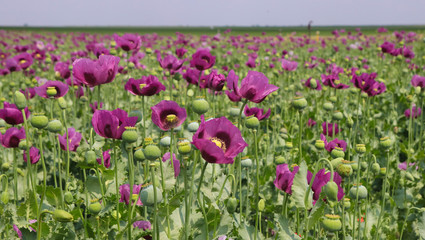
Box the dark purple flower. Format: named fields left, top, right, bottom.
left=58, top=128, right=82, bottom=152
left=244, top=105, right=271, bottom=121
left=175, top=48, right=187, bottom=59
left=119, top=184, right=143, bottom=206
left=0, top=127, right=25, bottom=148
left=125, top=75, right=166, bottom=97
left=207, top=70, right=226, bottom=91
left=162, top=152, right=181, bottom=178
left=398, top=162, right=418, bottom=171
left=380, top=42, right=395, bottom=54
left=93, top=44, right=110, bottom=58
left=321, top=74, right=349, bottom=89
left=351, top=73, right=386, bottom=97
left=54, top=62, right=71, bottom=79
left=322, top=122, right=339, bottom=137
left=133, top=221, right=152, bottom=231
left=402, top=46, right=415, bottom=59
left=23, top=146, right=40, bottom=164
left=20, top=88, right=36, bottom=100
left=0, top=102, right=30, bottom=125
left=183, top=68, right=201, bottom=86
left=92, top=109, right=138, bottom=139
left=13, top=52, right=33, bottom=70
left=35, top=80, right=69, bottom=99
left=113, top=33, right=141, bottom=52
left=90, top=101, right=103, bottom=113
left=190, top=49, right=216, bottom=71
left=274, top=164, right=299, bottom=194
left=72, top=55, right=120, bottom=87
left=192, top=115, right=248, bottom=164
left=411, top=75, right=425, bottom=88
left=281, top=59, right=298, bottom=71
left=321, top=134, right=347, bottom=152
left=13, top=225, right=22, bottom=239
left=302, top=77, right=322, bottom=91
left=96, top=150, right=111, bottom=168
left=6, top=58, right=21, bottom=72
left=307, top=118, right=317, bottom=127
left=308, top=169, right=344, bottom=201
left=157, top=54, right=184, bottom=74
left=151, top=101, right=187, bottom=131
left=245, top=57, right=257, bottom=68
left=405, top=105, right=421, bottom=119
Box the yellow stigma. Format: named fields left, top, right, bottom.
left=36, top=53, right=41, bottom=58
left=166, top=114, right=178, bottom=123
left=139, top=84, right=147, bottom=89
left=334, top=80, right=341, bottom=84
left=19, top=59, right=27, bottom=64
left=210, top=137, right=226, bottom=151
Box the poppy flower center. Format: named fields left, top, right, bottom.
left=210, top=137, right=226, bottom=151
left=36, top=54, right=41, bottom=58
left=166, top=114, right=178, bottom=124
left=139, top=84, right=147, bottom=89
left=19, top=59, right=27, bottom=64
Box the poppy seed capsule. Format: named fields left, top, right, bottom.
left=349, top=184, right=368, bottom=200
left=53, top=209, right=74, bottom=222
left=380, top=168, right=387, bottom=175
left=47, top=120, right=63, bottom=133
left=343, top=198, right=351, bottom=209
left=18, top=140, right=28, bottom=150
left=322, top=214, right=342, bottom=232
left=0, top=119, right=5, bottom=128
left=315, top=140, right=325, bottom=149
left=323, top=102, right=334, bottom=111
left=332, top=111, right=344, bottom=121
left=134, top=147, right=146, bottom=162
left=89, top=201, right=102, bottom=215
left=258, top=199, right=265, bottom=212
left=140, top=185, right=163, bottom=206
left=1, top=162, right=10, bottom=171
left=85, top=150, right=97, bottom=165
left=336, top=163, right=353, bottom=177
left=246, top=116, right=260, bottom=129
left=331, top=147, right=345, bottom=158
left=187, top=121, right=199, bottom=132
left=275, top=156, right=286, bottom=164
left=159, top=136, right=171, bottom=147
left=330, top=158, right=343, bottom=169
left=379, top=137, right=392, bottom=149
left=64, top=192, right=73, bottom=204
left=192, top=98, right=209, bottom=114
left=226, top=197, right=238, bottom=214
left=177, top=140, right=192, bottom=155
left=0, top=127, right=5, bottom=135
left=31, top=113, right=49, bottom=129
left=46, top=87, right=58, bottom=97
left=57, top=97, right=67, bottom=109
left=356, top=144, right=366, bottom=154
left=122, top=127, right=138, bottom=143
left=129, top=110, right=143, bottom=123
left=310, top=79, right=318, bottom=89
left=111, top=210, right=121, bottom=220
left=292, top=96, right=308, bottom=110
left=1, top=192, right=9, bottom=204
left=144, top=145, right=161, bottom=160
left=371, top=162, right=380, bottom=175
left=329, top=96, right=337, bottom=103
left=14, top=91, right=27, bottom=110
left=285, top=142, right=293, bottom=150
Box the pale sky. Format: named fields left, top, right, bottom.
left=0, top=0, right=424, bottom=26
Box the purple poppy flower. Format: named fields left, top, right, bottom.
left=125, top=75, right=166, bottom=97
left=72, top=55, right=120, bottom=87
left=183, top=68, right=201, bottom=86
left=13, top=225, right=22, bottom=239
left=162, top=152, right=181, bottom=178
left=0, top=68, right=10, bottom=76
left=93, top=44, right=110, bottom=58
left=321, top=74, right=349, bottom=89
left=92, top=109, right=137, bottom=139
left=119, top=184, right=143, bottom=206
left=303, top=77, right=322, bottom=90
left=0, top=102, right=30, bottom=125
left=380, top=42, right=395, bottom=54
left=13, top=52, right=33, bottom=70
left=151, top=101, right=187, bottom=131
left=58, top=128, right=82, bottom=152
left=133, top=221, right=152, bottom=231
left=23, top=146, right=40, bottom=164
left=90, top=101, right=103, bottom=113
left=402, top=46, right=415, bottom=59
left=321, top=134, right=347, bottom=152
left=307, top=118, right=317, bottom=127
left=207, top=70, right=226, bottom=91
left=274, top=164, right=299, bottom=194
left=322, top=122, right=339, bottom=137
left=0, top=127, right=25, bottom=148
left=351, top=73, right=386, bottom=97
left=411, top=75, right=425, bottom=88
left=6, top=58, right=21, bottom=72
left=245, top=57, right=257, bottom=68
left=405, top=105, right=421, bottom=119
left=20, top=88, right=36, bottom=99
left=35, top=80, right=69, bottom=99
left=192, top=115, right=248, bottom=164
left=113, top=33, right=141, bottom=52
left=54, top=62, right=71, bottom=79
left=190, top=49, right=216, bottom=71
left=96, top=149, right=111, bottom=168
left=398, top=162, right=418, bottom=171
left=226, top=70, right=279, bottom=103
left=175, top=48, right=187, bottom=59
left=157, top=54, right=184, bottom=74
left=244, top=105, right=271, bottom=121
left=308, top=169, right=344, bottom=201
left=281, top=59, right=298, bottom=71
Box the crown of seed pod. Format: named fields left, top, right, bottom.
left=355, top=144, right=366, bottom=154
left=322, top=214, right=342, bottom=232
left=134, top=146, right=146, bottom=162
left=122, top=126, right=138, bottom=143
left=246, top=116, right=260, bottom=129
left=177, top=139, right=192, bottom=155
left=379, top=137, right=392, bottom=150
left=144, top=144, right=161, bottom=161
left=315, top=140, right=325, bottom=149
left=331, top=147, right=345, bottom=158
left=31, top=113, right=49, bottom=129
left=349, top=184, right=368, bottom=200
left=292, top=96, right=308, bottom=110
left=336, top=160, right=353, bottom=177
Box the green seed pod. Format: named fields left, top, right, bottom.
left=2, top=162, right=10, bottom=171
left=310, top=79, right=318, bottom=89
left=361, top=161, right=368, bottom=170
left=329, top=96, right=337, bottom=103
left=336, top=163, right=353, bottom=178
left=275, top=156, right=286, bottom=165
left=323, top=102, right=334, bottom=111
left=64, top=192, right=73, bottom=204
left=241, top=157, right=253, bottom=168
left=177, top=140, right=192, bottom=155
left=346, top=117, right=354, bottom=127
left=134, top=147, right=146, bottom=162
left=380, top=168, right=387, bottom=175
left=89, top=202, right=102, bottom=215
left=245, top=116, right=260, bottom=129
left=46, top=87, right=57, bottom=97
left=371, top=162, right=380, bottom=175
left=343, top=198, right=351, bottom=209
left=47, top=119, right=63, bottom=133
left=192, top=98, right=209, bottom=115
left=57, top=97, right=67, bottom=109
left=159, top=136, right=171, bottom=147
left=330, top=158, right=343, bottom=169
left=258, top=199, right=265, bottom=212
left=315, top=140, right=325, bottom=149
left=226, top=197, right=238, bottom=214
left=1, top=192, right=9, bottom=204
left=111, top=210, right=121, bottom=220
left=14, top=91, right=27, bottom=110
left=349, top=184, right=368, bottom=200
left=331, top=147, right=345, bottom=158
left=324, top=181, right=339, bottom=202
left=18, top=140, right=28, bottom=150
left=355, top=144, right=366, bottom=154
left=415, top=86, right=422, bottom=95
left=379, top=137, right=392, bottom=150
left=292, top=96, right=308, bottom=110
left=285, top=142, right=293, bottom=150
left=332, top=111, right=343, bottom=121
left=144, top=145, right=161, bottom=161
left=31, top=114, right=49, bottom=129
left=122, top=127, right=138, bottom=144
left=53, top=209, right=74, bottom=222
left=140, top=185, right=163, bottom=206
left=322, top=214, right=342, bottom=232
left=85, top=150, right=97, bottom=165
left=229, top=107, right=241, bottom=117
left=129, top=110, right=143, bottom=123
left=187, top=121, right=199, bottom=132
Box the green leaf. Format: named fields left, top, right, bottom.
left=307, top=199, right=325, bottom=231
left=291, top=161, right=312, bottom=209
left=415, top=212, right=425, bottom=239
left=276, top=214, right=301, bottom=240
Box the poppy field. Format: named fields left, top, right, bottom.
left=0, top=27, right=425, bottom=239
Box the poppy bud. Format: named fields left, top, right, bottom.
left=246, top=116, right=260, bottom=129
left=292, top=96, right=308, bottom=110
left=355, top=144, right=366, bottom=154
left=415, top=86, right=422, bottom=95
left=275, top=156, right=286, bottom=165
left=134, top=147, right=146, bottom=162
left=380, top=167, right=387, bottom=175
left=122, top=127, right=138, bottom=144
left=315, top=140, right=325, bottom=149
left=57, top=97, right=67, bottom=109
left=144, top=145, right=161, bottom=161
left=347, top=117, right=354, bottom=127
left=129, top=110, right=143, bottom=123
left=140, top=185, right=163, bottom=206
left=159, top=136, right=171, bottom=147
left=229, top=107, right=241, bottom=117
left=89, top=201, right=102, bottom=215
left=187, top=121, right=199, bottom=132
left=329, top=96, right=337, bottom=103
left=331, top=147, right=345, bottom=158
left=405, top=172, right=414, bottom=181
left=85, top=150, right=97, bottom=165
left=343, top=198, right=351, bottom=209
left=64, top=192, right=73, bottom=204
left=285, top=142, right=293, bottom=150
left=192, top=98, right=209, bottom=115
left=47, top=119, right=63, bottom=133
left=310, top=79, right=318, bottom=89
left=31, top=113, right=49, bottom=129
left=1, top=162, right=10, bottom=171
left=226, top=197, right=238, bottom=213
left=349, top=184, right=368, bottom=200
left=1, top=192, right=9, bottom=204
left=371, top=162, right=380, bottom=175
left=336, top=163, right=353, bottom=177
left=324, top=181, right=339, bottom=202
left=177, top=140, right=192, bottom=155
left=111, top=210, right=121, bottom=220
left=14, top=91, right=27, bottom=110
left=258, top=199, right=265, bottom=212
left=322, top=214, right=342, bottom=232
left=332, top=111, right=343, bottom=121
left=53, top=209, right=74, bottom=222
left=323, top=102, right=334, bottom=111
left=18, top=140, right=28, bottom=150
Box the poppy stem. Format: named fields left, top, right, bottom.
left=352, top=153, right=362, bottom=238
left=186, top=151, right=200, bottom=239
left=113, top=139, right=121, bottom=234
left=254, top=129, right=260, bottom=240
left=375, top=150, right=390, bottom=240
left=196, top=161, right=209, bottom=240
left=12, top=148, right=18, bottom=204
left=159, top=158, right=171, bottom=238
left=127, top=143, right=134, bottom=240
left=55, top=136, right=64, bottom=209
